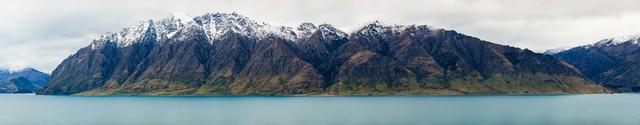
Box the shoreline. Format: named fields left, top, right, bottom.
left=24, top=92, right=623, bottom=97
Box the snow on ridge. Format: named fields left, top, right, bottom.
left=611, top=34, right=640, bottom=44
left=88, top=12, right=442, bottom=50
left=192, top=12, right=325, bottom=42
left=292, top=22, right=319, bottom=40
left=89, top=12, right=343, bottom=49
left=158, top=15, right=189, bottom=39
left=0, top=65, right=32, bottom=74
left=357, top=20, right=407, bottom=35
left=90, top=20, right=159, bottom=49
left=317, top=24, right=348, bottom=41
left=354, top=20, right=442, bottom=39
left=543, top=46, right=573, bottom=55
left=593, top=34, right=640, bottom=47
left=194, top=12, right=268, bottom=41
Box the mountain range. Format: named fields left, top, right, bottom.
left=37, top=12, right=608, bottom=95
left=0, top=67, right=50, bottom=93
left=549, top=36, right=640, bottom=92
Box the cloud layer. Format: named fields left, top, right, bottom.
left=2, top=0, right=640, bottom=73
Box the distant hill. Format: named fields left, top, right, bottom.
left=37, top=12, right=606, bottom=95
left=551, top=35, right=640, bottom=92
left=0, top=67, right=50, bottom=93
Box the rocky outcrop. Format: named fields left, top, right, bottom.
left=37, top=13, right=607, bottom=95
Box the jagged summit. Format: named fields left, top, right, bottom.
left=592, top=34, right=640, bottom=47
left=353, top=20, right=444, bottom=38
left=0, top=66, right=35, bottom=74
left=357, top=20, right=407, bottom=35
left=89, top=12, right=354, bottom=50
left=546, top=34, right=640, bottom=55
left=316, top=24, right=348, bottom=41
left=88, top=13, right=451, bottom=51
left=543, top=46, right=572, bottom=55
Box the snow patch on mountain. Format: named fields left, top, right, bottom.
left=353, top=20, right=443, bottom=40
left=0, top=65, right=29, bottom=73
left=593, top=34, right=640, bottom=47
left=551, top=34, right=640, bottom=52
left=356, top=20, right=408, bottom=35
left=87, top=12, right=445, bottom=50
left=543, top=46, right=573, bottom=55
left=291, top=22, right=318, bottom=40
left=90, top=12, right=350, bottom=49
left=317, top=24, right=348, bottom=41
left=0, top=66, right=37, bottom=75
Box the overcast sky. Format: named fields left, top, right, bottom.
left=2, top=0, right=640, bottom=73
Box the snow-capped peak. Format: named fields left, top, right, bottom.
left=158, top=15, right=190, bottom=39
left=0, top=65, right=33, bottom=74
left=317, top=24, right=348, bottom=41
left=543, top=46, right=573, bottom=55
left=87, top=12, right=446, bottom=50
left=593, top=34, right=640, bottom=47
left=352, top=20, right=444, bottom=40
left=90, top=20, right=158, bottom=49
left=89, top=12, right=347, bottom=49
left=357, top=20, right=410, bottom=35
left=294, top=22, right=318, bottom=38
left=194, top=12, right=269, bottom=41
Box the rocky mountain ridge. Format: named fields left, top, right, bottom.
left=37, top=12, right=607, bottom=95
left=551, top=35, right=640, bottom=92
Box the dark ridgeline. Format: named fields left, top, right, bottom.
left=551, top=37, right=640, bottom=92
left=0, top=68, right=50, bottom=93
left=37, top=13, right=606, bottom=95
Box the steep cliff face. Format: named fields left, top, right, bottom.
left=552, top=36, right=640, bottom=92
left=0, top=67, right=50, bottom=93
left=38, top=13, right=606, bottom=95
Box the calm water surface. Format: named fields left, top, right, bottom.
left=1, top=94, right=639, bottom=125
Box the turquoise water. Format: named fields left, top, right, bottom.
left=1, top=94, right=639, bottom=125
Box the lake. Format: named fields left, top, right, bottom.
left=0, top=94, right=639, bottom=125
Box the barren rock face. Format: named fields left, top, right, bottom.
left=37, top=13, right=606, bottom=95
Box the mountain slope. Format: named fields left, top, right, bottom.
left=37, top=13, right=606, bottom=95
left=0, top=67, right=51, bottom=93
left=552, top=36, right=640, bottom=92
